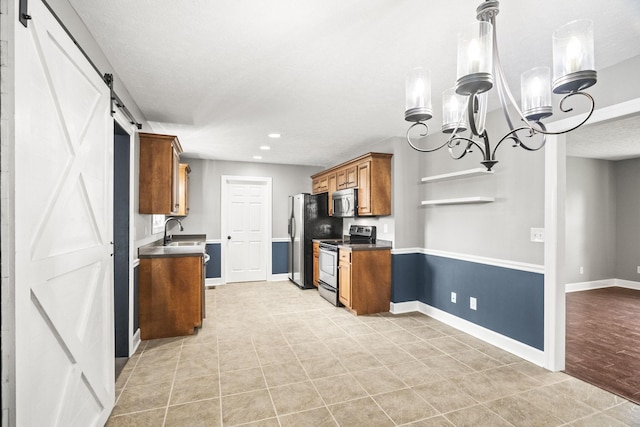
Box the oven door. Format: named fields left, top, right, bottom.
left=318, top=280, right=339, bottom=306
left=319, top=247, right=338, bottom=288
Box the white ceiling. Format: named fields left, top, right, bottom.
left=567, top=113, right=640, bottom=161
left=67, top=0, right=640, bottom=167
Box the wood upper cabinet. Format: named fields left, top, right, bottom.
left=313, top=241, right=320, bottom=288
left=358, top=155, right=391, bottom=216
left=139, top=132, right=183, bottom=214
left=312, top=175, right=329, bottom=194
left=336, top=165, right=357, bottom=190
left=176, top=163, right=191, bottom=216
left=340, top=248, right=390, bottom=315
left=327, top=173, right=337, bottom=216
left=310, top=152, right=392, bottom=216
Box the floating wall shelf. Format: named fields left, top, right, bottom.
left=421, top=197, right=495, bottom=206
left=421, top=168, right=494, bottom=183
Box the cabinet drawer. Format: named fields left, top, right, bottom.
left=339, top=250, right=351, bottom=263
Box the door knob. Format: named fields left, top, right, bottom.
left=227, top=236, right=231, bottom=240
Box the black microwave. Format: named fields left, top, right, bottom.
left=332, top=188, right=357, bottom=217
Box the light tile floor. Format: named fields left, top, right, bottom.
left=107, top=281, right=640, bottom=426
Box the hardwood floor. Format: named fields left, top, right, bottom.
left=565, top=286, right=640, bottom=404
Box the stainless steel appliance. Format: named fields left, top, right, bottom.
left=317, top=225, right=377, bottom=306
left=332, top=188, right=357, bottom=218
left=288, top=193, right=343, bottom=289
left=318, top=242, right=339, bottom=305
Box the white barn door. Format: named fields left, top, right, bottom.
left=14, top=1, right=114, bottom=425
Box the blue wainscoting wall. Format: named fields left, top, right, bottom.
left=206, top=243, right=221, bottom=279
left=272, top=241, right=288, bottom=275
left=204, top=241, right=289, bottom=279
left=392, top=252, right=544, bottom=351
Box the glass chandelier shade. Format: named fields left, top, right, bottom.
left=521, top=67, right=552, bottom=121
left=405, top=67, right=433, bottom=122
left=456, top=21, right=494, bottom=95
left=442, top=88, right=468, bottom=134
left=552, top=19, right=596, bottom=94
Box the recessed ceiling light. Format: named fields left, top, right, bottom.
left=260, top=145, right=271, bottom=150
left=253, top=155, right=263, bottom=160
left=268, top=133, right=280, bottom=138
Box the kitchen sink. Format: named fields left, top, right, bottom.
left=165, top=241, right=202, bottom=247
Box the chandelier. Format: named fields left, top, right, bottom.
left=404, top=0, right=597, bottom=171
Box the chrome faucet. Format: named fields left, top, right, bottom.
left=163, top=217, right=184, bottom=245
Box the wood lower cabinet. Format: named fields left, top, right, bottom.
left=139, top=133, right=183, bottom=214
left=139, top=255, right=203, bottom=340
left=338, top=249, right=352, bottom=307
left=313, top=241, right=320, bottom=288
left=176, top=163, right=191, bottom=216
left=339, top=248, right=390, bottom=315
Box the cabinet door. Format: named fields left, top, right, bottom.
left=171, top=142, right=180, bottom=214
left=357, top=160, right=371, bottom=215
left=327, top=173, right=337, bottom=216
left=139, top=133, right=183, bottom=214
left=338, top=251, right=351, bottom=307
left=176, top=163, right=190, bottom=216
left=313, top=242, right=320, bottom=287
left=336, top=169, right=347, bottom=189
left=345, top=165, right=358, bottom=188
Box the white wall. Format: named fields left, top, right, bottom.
left=615, top=157, right=640, bottom=281
left=565, top=157, right=616, bottom=283
left=176, top=158, right=323, bottom=240
left=417, top=107, right=546, bottom=265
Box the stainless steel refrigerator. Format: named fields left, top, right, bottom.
left=288, top=193, right=343, bottom=289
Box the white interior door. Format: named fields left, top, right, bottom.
left=222, top=177, right=271, bottom=283
left=14, top=2, right=114, bottom=425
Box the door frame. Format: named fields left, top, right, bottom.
left=544, top=97, right=640, bottom=371
left=220, top=175, right=273, bottom=284
left=113, top=110, right=140, bottom=356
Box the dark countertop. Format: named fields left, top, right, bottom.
left=138, top=234, right=207, bottom=258
left=338, top=240, right=392, bottom=251
left=312, top=238, right=392, bottom=251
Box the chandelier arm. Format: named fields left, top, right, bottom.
left=447, top=134, right=486, bottom=160
left=406, top=122, right=451, bottom=153
left=517, top=121, right=547, bottom=151
left=530, top=92, right=596, bottom=136
left=491, top=125, right=546, bottom=158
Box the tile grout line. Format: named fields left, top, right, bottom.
left=161, top=337, right=185, bottom=427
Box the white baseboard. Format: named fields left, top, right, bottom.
left=389, top=300, right=544, bottom=367
left=390, top=301, right=418, bottom=314
left=269, top=273, right=289, bottom=281
left=565, top=278, right=640, bottom=293
left=205, top=277, right=223, bottom=287
left=565, top=279, right=614, bottom=293
left=130, top=328, right=141, bottom=356
left=614, top=278, right=640, bottom=290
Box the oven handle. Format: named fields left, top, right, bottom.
left=318, top=281, right=337, bottom=292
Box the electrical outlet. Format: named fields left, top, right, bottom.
left=580, top=266, right=584, bottom=274
left=383, top=223, right=388, bottom=233
left=637, top=266, right=640, bottom=274
left=530, top=228, right=545, bottom=243
left=470, top=297, right=477, bottom=310
left=451, top=292, right=457, bottom=303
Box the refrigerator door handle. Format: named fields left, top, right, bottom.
left=291, top=218, right=296, bottom=240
